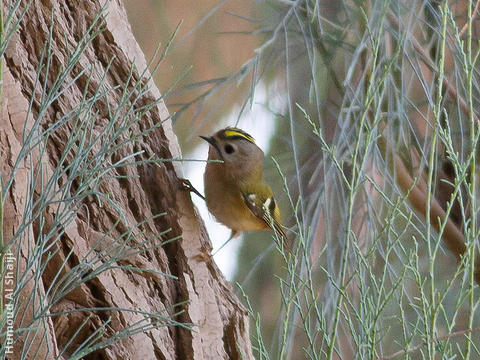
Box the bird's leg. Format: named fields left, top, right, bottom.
left=212, top=230, right=240, bottom=256
left=229, top=229, right=239, bottom=240
left=180, top=179, right=205, bottom=200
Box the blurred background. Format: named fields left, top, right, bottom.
left=125, top=1, right=480, bottom=358
left=124, top=0, right=282, bottom=278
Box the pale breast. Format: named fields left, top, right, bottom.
left=204, top=170, right=265, bottom=232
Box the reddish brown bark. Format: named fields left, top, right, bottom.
left=0, top=1, right=253, bottom=359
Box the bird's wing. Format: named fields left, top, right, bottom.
left=242, top=193, right=286, bottom=238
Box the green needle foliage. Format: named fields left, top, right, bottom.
left=213, top=0, right=480, bottom=358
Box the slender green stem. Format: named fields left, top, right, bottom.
left=422, top=2, right=448, bottom=358
left=465, top=1, right=477, bottom=358
left=326, top=5, right=388, bottom=357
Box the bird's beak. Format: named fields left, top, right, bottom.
left=199, top=135, right=222, bottom=156
left=199, top=135, right=215, bottom=146
left=200, top=135, right=220, bottom=154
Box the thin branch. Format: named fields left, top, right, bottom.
left=378, top=136, right=480, bottom=284
left=388, top=12, right=480, bottom=124
left=459, top=0, right=480, bottom=37
left=380, top=327, right=480, bottom=359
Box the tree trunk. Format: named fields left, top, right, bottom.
left=0, top=1, right=253, bottom=359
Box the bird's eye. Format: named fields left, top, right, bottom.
left=224, top=144, right=234, bottom=154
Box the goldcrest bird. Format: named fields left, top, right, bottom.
left=200, top=127, right=285, bottom=239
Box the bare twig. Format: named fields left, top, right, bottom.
left=459, top=0, right=480, bottom=37
left=378, top=136, right=480, bottom=284
left=380, top=327, right=480, bottom=359
left=388, top=12, right=480, bottom=124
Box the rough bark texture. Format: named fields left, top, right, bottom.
left=0, top=0, right=253, bottom=359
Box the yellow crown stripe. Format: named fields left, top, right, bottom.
left=223, top=129, right=255, bottom=143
